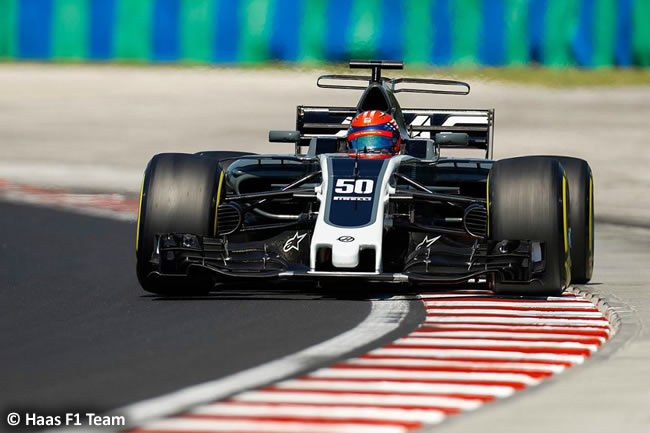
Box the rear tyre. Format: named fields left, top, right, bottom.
left=488, top=157, right=570, bottom=296
left=554, top=157, right=594, bottom=284
left=136, top=153, right=225, bottom=295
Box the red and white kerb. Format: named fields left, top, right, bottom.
left=129, top=289, right=610, bottom=433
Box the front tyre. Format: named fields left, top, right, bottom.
left=136, top=153, right=221, bottom=295
left=488, top=157, right=570, bottom=296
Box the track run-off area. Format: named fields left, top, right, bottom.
left=1, top=65, right=650, bottom=433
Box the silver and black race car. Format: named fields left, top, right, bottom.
left=135, top=60, right=594, bottom=296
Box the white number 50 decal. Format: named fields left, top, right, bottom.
left=335, top=179, right=374, bottom=194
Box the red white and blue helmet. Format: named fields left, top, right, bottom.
left=347, top=111, right=401, bottom=154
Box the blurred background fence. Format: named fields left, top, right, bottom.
left=0, top=0, right=649, bottom=67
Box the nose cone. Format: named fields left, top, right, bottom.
left=331, top=239, right=360, bottom=268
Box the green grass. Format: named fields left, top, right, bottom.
left=427, top=66, right=650, bottom=87
left=240, top=61, right=650, bottom=87
left=3, top=58, right=650, bottom=87
left=266, top=62, right=650, bottom=87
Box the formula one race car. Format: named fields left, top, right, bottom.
left=136, top=60, right=594, bottom=296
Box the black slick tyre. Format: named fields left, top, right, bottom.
left=554, top=157, right=594, bottom=284
left=136, top=153, right=224, bottom=295
left=488, top=156, right=570, bottom=296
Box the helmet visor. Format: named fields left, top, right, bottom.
left=349, top=134, right=394, bottom=152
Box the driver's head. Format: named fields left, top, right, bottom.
left=347, top=111, right=401, bottom=154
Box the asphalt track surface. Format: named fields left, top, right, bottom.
left=0, top=201, right=423, bottom=427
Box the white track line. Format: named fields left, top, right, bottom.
left=426, top=309, right=602, bottom=317
left=370, top=347, right=586, bottom=364
left=274, top=379, right=517, bottom=398
left=138, top=417, right=410, bottom=433
left=191, top=403, right=446, bottom=423
left=424, top=301, right=596, bottom=308
left=420, top=294, right=495, bottom=299
left=106, top=298, right=411, bottom=429
left=421, top=290, right=494, bottom=295
left=309, top=368, right=540, bottom=385
left=418, top=323, right=609, bottom=332
left=233, top=390, right=483, bottom=410
left=420, top=294, right=579, bottom=300
left=424, top=316, right=609, bottom=326
left=409, top=330, right=605, bottom=342
left=394, top=337, right=598, bottom=352
left=347, top=358, right=566, bottom=373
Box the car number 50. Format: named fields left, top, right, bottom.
left=335, top=179, right=374, bottom=194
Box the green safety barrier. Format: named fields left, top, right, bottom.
left=0, top=0, right=649, bottom=67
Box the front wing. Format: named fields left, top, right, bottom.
left=144, top=231, right=545, bottom=288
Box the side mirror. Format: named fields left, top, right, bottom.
left=269, top=130, right=300, bottom=143
left=434, top=132, right=469, bottom=147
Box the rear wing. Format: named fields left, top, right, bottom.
left=296, top=106, right=495, bottom=159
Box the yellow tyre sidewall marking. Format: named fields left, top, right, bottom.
left=135, top=174, right=145, bottom=252
left=588, top=174, right=594, bottom=276
left=213, top=171, right=225, bottom=236
left=562, top=176, right=571, bottom=286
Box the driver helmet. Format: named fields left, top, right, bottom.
left=347, top=111, right=401, bottom=154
